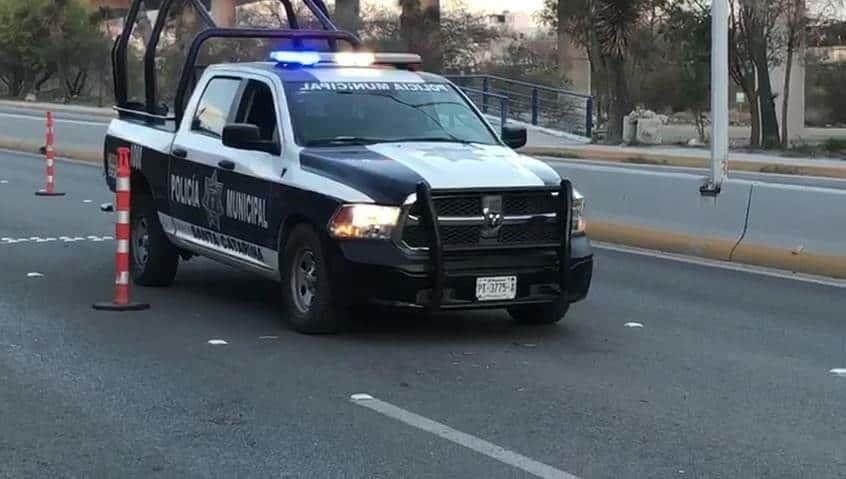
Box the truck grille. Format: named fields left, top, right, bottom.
left=402, top=191, right=562, bottom=249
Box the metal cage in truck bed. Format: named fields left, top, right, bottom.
left=112, top=0, right=361, bottom=126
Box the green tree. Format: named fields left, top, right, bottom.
left=361, top=5, right=497, bottom=73
left=665, top=1, right=711, bottom=143
left=0, top=0, right=105, bottom=100
left=542, top=0, right=667, bottom=143
left=0, top=0, right=51, bottom=97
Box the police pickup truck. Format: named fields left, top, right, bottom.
left=104, top=29, right=592, bottom=333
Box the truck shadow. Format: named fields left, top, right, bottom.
left=171, top=260, right=582, bottom=344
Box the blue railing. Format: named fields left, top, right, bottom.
left=447, top=74, right=594, bottom=138
left=460, top=87, right=509, bottom=129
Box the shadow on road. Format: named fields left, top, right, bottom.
left=168, top=260, right=581, bottom=345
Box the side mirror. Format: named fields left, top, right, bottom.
left=501, top=125, right=527, bottom=149
left=222, top=123, right=279, bottom=154
left=222, top=123, right=262, bottom=150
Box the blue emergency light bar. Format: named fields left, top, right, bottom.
left=270, top=51, right=422, bottom=69
left=270, top=51, right=322, bottom=65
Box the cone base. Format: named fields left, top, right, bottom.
left=35, top=190, right=66, bottom=197
left=92, top=301, right=150, bottom=312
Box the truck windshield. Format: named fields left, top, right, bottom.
left=283, top=81, right=500, bottom=147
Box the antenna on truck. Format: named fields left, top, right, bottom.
left=113, top=0, right=361, bottom=124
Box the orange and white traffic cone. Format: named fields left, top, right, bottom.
left=93, top=147, right=149, bottom=312
left=35, top=111, right=66, bottom=197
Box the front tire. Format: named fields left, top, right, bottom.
left=131, top=194, right=179, bottom=286
left=507, top=302, right=570, bottom=325
left=280, top=225, right=345, bottom=334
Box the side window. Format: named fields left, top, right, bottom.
left=192, top=78, right=242, bottom=137
left=235, top=80, right=279, bottom=144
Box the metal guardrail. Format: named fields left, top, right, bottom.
left=460, top=87, right=509, bottom=129
left=447, top=74, right=594, bottom=138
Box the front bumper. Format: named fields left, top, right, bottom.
left=330, top=233, right=593, bottom=310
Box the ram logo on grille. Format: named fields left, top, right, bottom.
left=481, top=195, right=504, bottom=239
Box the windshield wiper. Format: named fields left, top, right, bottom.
left=304, top=136, right=390, bottom=147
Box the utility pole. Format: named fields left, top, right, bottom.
left=703, top=0, right=729, bottom=196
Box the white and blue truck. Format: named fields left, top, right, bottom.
left=104, top=0, right=593, bottom=333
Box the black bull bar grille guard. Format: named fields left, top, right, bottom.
left=414, top=180, right=574, bottom=311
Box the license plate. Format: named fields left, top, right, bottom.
left=476, top=276, right=517, bottom=301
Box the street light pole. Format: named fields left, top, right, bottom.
left=703, top=0, right=729, bottom=196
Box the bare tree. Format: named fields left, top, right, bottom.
left=399, top=0, right=442, bottom=71
left=779, top=0, right=804, bottom=147
left=729, top=0, right=783, bottom=148
left=335, top=0, right=360, bottom=34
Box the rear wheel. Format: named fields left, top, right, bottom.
left=507, top=302, right=570, bottom=325
left=280, top=225, right=345, bottom=334
left=131, top=194, right=178, bottom=286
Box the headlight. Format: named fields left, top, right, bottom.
left=572, top=190, right=586, bottom=234
left=329, top=204, right=401, bottom=240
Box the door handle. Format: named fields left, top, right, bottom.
left=218, top=160, right=235, bottom=170
left=172, top=147, right=187, bottom=158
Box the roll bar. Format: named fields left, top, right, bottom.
left=113, top=0, right=359, bottom=123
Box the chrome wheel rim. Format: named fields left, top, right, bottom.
left=132, top=216, right=150, bottom=267
left=291, top=249, right=318, bottom=314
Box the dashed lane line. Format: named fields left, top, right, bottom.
left=350, top=394, right=580, bottom=479
left=1, top=235, right=113, bottom=245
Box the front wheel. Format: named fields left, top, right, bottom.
left=131, top=194, right=179, bottom=286
left=507, top=302, right=570, bottom=325
left=280, top=225, right=346, bottom=334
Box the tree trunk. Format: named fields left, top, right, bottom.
left=335, top=0, right=360, bottom=34
left=400, top=0, right=441, bottom=72
left=605, top=55, right=630, bottom=144
left=748, top=94, right=760, bottom=147
left=755, top=61, right=780, bottom=148
left=781, top=0, right=802, bottom=148
left=781, top=39, right=794, bottom=148
left=746, top=10, right=780, bottom=148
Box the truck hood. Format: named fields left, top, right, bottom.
left=299, top=142, right=561, bottom=204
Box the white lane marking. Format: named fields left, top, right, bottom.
left=350, top=394, right=580, bottom=479
left=26, top=272, right=44, bottom=278
left=1, top=235, right=112, bottom=245
left=207, top=339, right=228, bottom=345
left=0, top=179, right=8, bottom=184
left=624, top=322, right=644, bottom=328
left=594, top=242, right=846, bottom=289
left=830, top=369, right=846, bottom=377
left=0, top=111, right=108, bottom=127
left=258, top=336, right=279, bottom=340
left=83, top=199, right=93, bottom=203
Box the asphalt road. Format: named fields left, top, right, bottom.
left=2, top=150, right=846, bottom=478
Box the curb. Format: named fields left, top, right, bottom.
left=522, top=146, right=846, bottom=180
left=586, top=220, right=846, bottom=280
left=0, top=100, right=115, bottom=119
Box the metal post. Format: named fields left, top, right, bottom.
left=500, top=97, right=509, bottom=129
left=585, top=97, right=594, bottom=139
left=703, top=0, right=729, bottom=196
left=531, top=88, right=539, bottom=125
left=482, top=77, right=490, bottom=114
